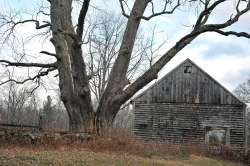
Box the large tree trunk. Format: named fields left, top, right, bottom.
left=64, top=101, right=93, bottom=132
left=48, top=0, right=240, bottom=134
left=95, top=98, right=123, bottom=132
left=96, top=0, right=149, bottom=131
left=50, top=0, right=93, bottom=133
left=95, top=0, right=200, bottom=131
left=49, top=0, right=200, bottom=134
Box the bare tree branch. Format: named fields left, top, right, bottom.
left=212, top=29, right=250, bottom=38
left=0, top=67, right=56, bottom=86
left=5, top=19, right=51, bottom=30
left=116, top=30, right=198, bottom=104
left=76, top=0, right=91, bottom=40
left=40, top=51, right=59, bottom=59
left=204, top=1, right=250, bottom=29
left=0, top=12, right=51, bottom=46
left=194, top=0, right=226, bottom=29
left=114, top=0, right=250, bottom=104
left=0, top=60, right=57, bottom=68
left=119, top=0, right=130, bottom=18
left=20, top=20, right=51, bottom=29
left=140, top=0, right=181, bottom=20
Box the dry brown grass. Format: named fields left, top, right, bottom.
left=0, top=128, right=248, bottom=165
left=0, top=147, right=244, bottom=166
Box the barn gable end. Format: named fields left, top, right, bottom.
left=133, top=59, right=247, bottom=152
left=134, top=58, right=244, bottom=105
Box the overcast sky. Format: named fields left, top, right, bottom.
left=0, top=0, right=250, bottom=100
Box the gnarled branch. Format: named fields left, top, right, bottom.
left=194, top=0, right=226, bottom=29
left=140, top=0, right=181, bottom=20
left=212, top=30, right=250, bottom=38
left=6, top=19, right=51, bottom=30
left=0, top=60, right=57, bottom=68
left=0, top=67, right=56, bottom=86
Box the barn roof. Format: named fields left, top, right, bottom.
left=132, top=58, right=245, bottom=106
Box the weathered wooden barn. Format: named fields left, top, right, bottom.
left=132, top=59, right=247, bottom=148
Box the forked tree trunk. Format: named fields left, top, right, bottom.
left=50, top=0, right=94, bottom=133
left=95, top=98, right=122, bottom=132
left=95, top=0, right=149, bottom=132
left=49, top=0, right=227, bottom=133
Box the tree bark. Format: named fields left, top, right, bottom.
left=96, top=0, right=150, bottom=131
left=50, top=0, right=93, bottom=133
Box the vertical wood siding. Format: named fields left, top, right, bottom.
left=133, top=59, right=246, bottom=148
left=135, top=59, right=242, bottom=105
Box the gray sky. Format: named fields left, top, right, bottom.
left=0, top=0, right=250, bottom=100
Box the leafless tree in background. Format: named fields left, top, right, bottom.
left=6, top=83, right=30, bottom=124
left=0, top=0, right=249, bottom=133
left=234, top=79, right=250, bottom=103
left=40, top=95, right=69, bottom=130
left=1, top=82, right=39, bottom=125
left=0, top=83, right=68, bottom=129
left=40, top=95, right=54, bottom=129
left=50, top=97, right=69, bottom=130
left=86, top=15, right=125, bottom=103
left=234, top=78, right=250, bottom=146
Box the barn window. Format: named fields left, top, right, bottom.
left=184, top=65, right=192, bottom=73
left=205, top=127, right=230, bottom=145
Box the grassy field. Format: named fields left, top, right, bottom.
left=0, top=148, right=244, bottom=166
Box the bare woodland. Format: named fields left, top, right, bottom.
left=0, top=82, right=68, bottom=130
left=0, top=0, right=250, bottom=133
left=234, top=79, right=250, bottom=104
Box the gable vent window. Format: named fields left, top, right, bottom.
left=184, top=65, right=192, bottom=74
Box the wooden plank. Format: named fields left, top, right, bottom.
left=133, top=103, right=245, bottom=147
left=133, top=59, right=244, bottom=106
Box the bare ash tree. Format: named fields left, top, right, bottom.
left=234, top=79, right=250, bottom=103
left=2, top=82, right=39, bottom=125
left=0, top=0, right=250, bottom=133
left=40, top=95, right=69, bottom=130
